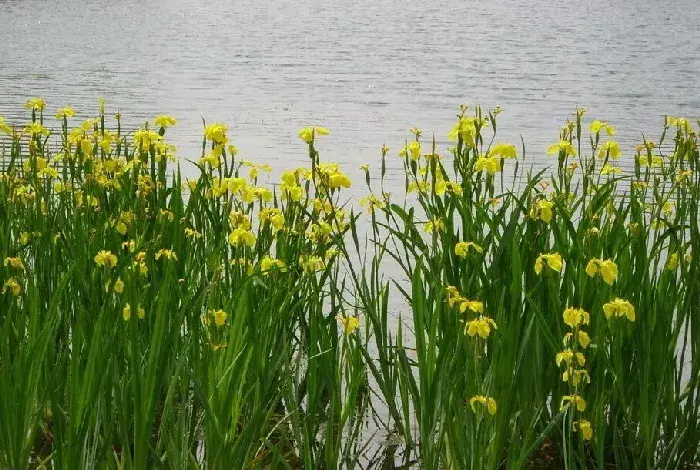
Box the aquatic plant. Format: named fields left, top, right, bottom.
left=0, top=99, right=698, bottom=469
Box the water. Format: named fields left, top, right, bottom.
left=1, top=0, right=699, bottom=187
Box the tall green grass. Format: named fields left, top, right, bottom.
left=0, top=100, right=698, bottom=469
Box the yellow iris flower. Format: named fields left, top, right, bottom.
left=298, top=126, right=330, bottom=144
left=2, top=278, right=21, bottom=296
left=590, top=120, right=615, bottom=136
left=398, top=141, right=421, bottom=161
left=561, top=395, right=586, bottom=412
left=562, top=307, right=590, bottom=329
left=602, top=298, right=635, bottom=322
left=3, top=257, right=26, bottom=271
left=94, top=250, right=118, bottom=268
left=474, top=156, right=502, bottom=174
left=488, top=142, right=517, bottom=159
left=455, top=241, right=483, bottom=258
left=562, top=368, right=591, bottom=386
left=534, top=253, right=563, bottom=274
left=597, top=140, right=621, bottom=159
left=585, top=258, right=618, bottom=285
left=212, top=309, right=228, bottom=327
left=154, top=115, right=177, bottom=128
left=424, top=218, right=445, bottom=234
left=556, top=349, right=586, bottom=367
left=575, top=420, right=593, bottom=441
left=336, top=315, right=360, bottom=335
left=55, top=106, right=76, bottom=119
left=469, top=395, right=497, bottom=415
left=465, top=317, right=497, bottom=339
left=155, top=249, right=178, bottom=261
left=529, top=200, right=554, bottom=223
left=563, top=331, right=591, bottom=349
left=547, top=140, right=577, bottom=157
left=228, top=228, right=256, bottom=247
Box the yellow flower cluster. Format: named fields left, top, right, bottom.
left=557, top=306, right=593, bottom=441
left=446, top=286, right=494, bottom=339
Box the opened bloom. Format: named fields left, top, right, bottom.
left=260, top=256, right=286, bottom=273
left=455, top=241, right=483, bottom=258
left=154, top=115, right=177, bottom=128
left=564, top=331, right=591, bottom=348
left=212, top=309, right=228, bottom=327
left=563, top=368, right=591, bottom=386
left=556, top=349, right=586, bottom=367
left=597, top=140, right=621, bottom=159
left=534, top=253, right=563, bottom=274
left=465, top=316, right=497, bottom=339
left=448, top=117, right=477, bottom=145
left=562, top=307, right=590, bottom=329
left=299, top=255, right=325, bottom=273
left=561, top=395, right=586, bottom=412
left=424, top=218, right=445, bottom=234
left=336, top=315, right=360, bottom=335
left=2, top=278, right=21, bottom=296
left=155, top=249, right=178, bottom=261
left=298, top=126, right=330, bottom=144
left=590, top=120, right=615, bottom=136
left=602, top=298, right=635, bottom=321
left=575, top=420, right=593, bottom=440
left=601, top=163, right=622, bottom=175
left=547, top=140, right=577, bottom=157
left=530, top=200, right=554, bottom=223
left=489, top=142, right=517, bottom=159
left=4, top=257, right=26, bottom=271
left=55, top=106, right=76, bottom=119
left=585, top=258, right=618, bottom=285
left=94, top=250, right=118, bottom=268
left=469, top=395, right=497, bottom=415
left=398, top=141, right=421, bottom=160
left=228, top=228, right=256, bottom=247
left=474, top=156, right=502, bottom=174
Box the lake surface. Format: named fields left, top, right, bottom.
left=1, top=0, right=699, bottom=186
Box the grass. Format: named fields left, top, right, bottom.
left=0, top=99, right=698, bottom=469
